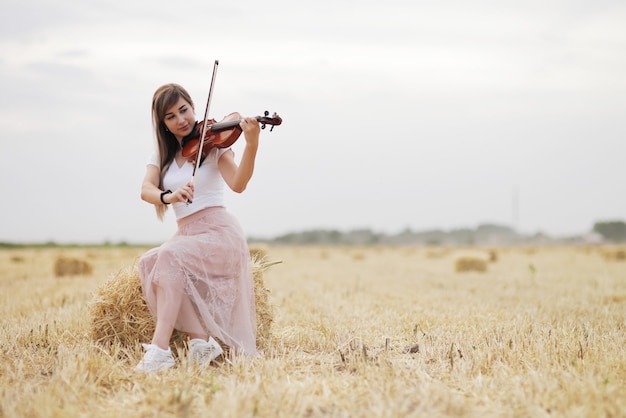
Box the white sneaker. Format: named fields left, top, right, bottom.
left=134, top=343, right=175, bottom=373
left=189, top=337, right=224, bottom=366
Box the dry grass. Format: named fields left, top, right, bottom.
left=1, top=245, right=625, bottom=417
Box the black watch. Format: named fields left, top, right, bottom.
left=160, top=190, right=172, bottom=205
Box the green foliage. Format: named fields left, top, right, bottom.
left=593, top=220, right=626, bottom=243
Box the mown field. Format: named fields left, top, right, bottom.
left=0, top=245, right=625, bottom=417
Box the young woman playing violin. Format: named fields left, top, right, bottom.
left=135, top=83, right=261, bottom=373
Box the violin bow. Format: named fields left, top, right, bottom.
left=191, top=59, right=219, bottom=181
left=187, top=60, right=219, bottom=204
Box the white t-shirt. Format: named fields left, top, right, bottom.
left=148, top=147, right=231, bottom=220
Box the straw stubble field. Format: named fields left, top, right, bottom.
left=0, top=245, right=625, bottom=417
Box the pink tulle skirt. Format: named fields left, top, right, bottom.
left=138, top=206, right=257, bottom=356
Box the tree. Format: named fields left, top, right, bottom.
left=593, top=220, right=626, bottom=242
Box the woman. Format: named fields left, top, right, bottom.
left=135, top=83, right=259, bottom=373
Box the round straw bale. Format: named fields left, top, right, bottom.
left=88, top=254, right=278, bottom=357
left=602, top=248, right=625, bottom=261
left=54, top=256, right=93, bottom=277
left=251, top=253, right=281, bottom=352
left=87, top=264, right=185, bottom=355
left=454, top=255, right=488, bottom=273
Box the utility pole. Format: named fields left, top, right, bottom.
left=512, top=185, right=519, bottom=232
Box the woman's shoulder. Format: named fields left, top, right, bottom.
left=147, top=152, right=159, bottom=167
left=210, top=147, right=231, bottom=163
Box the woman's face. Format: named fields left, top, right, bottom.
left=163, top=97, right=196, bottom=140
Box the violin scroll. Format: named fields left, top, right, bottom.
left=259, top=111, right=282, bottom=132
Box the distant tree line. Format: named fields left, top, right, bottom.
left=250, top=220, right=626, bottom=246
left=255, top=223, right=526, bottom=246
left=2, top=220, right=624, bottom=248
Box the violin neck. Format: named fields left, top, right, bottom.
left=210, top=118, right=246, bottom=132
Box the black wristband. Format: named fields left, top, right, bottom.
left=160, top=190, right=172, bottom=205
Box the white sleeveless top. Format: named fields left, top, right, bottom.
left=148, top=147, right=231, bottom=220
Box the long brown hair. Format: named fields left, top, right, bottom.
left=151, top=83, right=194, bottom=220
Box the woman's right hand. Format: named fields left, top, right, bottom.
left=167, top=181, right=195, bottom=204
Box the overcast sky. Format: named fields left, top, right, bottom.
left=1, top=0, right=625, bottom=244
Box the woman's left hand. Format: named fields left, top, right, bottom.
left=239, top=117, right=260, bottom=148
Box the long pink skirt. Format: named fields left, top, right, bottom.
left=138, top=206, right=257, bottom=356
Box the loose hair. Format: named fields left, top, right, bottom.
left=151, top=83, right=194, bottom=220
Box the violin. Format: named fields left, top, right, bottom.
left=181, top=111, right=282, bottom=161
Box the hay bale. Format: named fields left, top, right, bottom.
left=88, top=255, right=278, bottom=357
left=454, top=255, right=488, bottom=273
left=251, top=253, right=281, bottom=352
left=602, top=248, right=625, bottom=261
left=88, top=264, right=185, bottom=355
left=54, top=256, right=93, bottom=277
